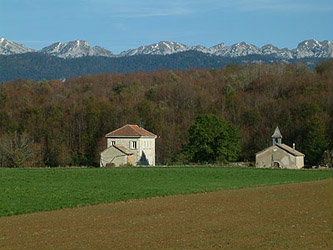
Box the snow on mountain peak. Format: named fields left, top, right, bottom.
left=40, top=40, right=113, bottom=58
left=294, top=39, right=333, bottom=58
left=0, top=38, right=35, bottom=55
left=119, top=41, right=191, bottom=56
left=1, top=38, right=332, bottom=59
left=260, top=44, right=293, bottom=59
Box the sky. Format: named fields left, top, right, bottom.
left=1, top=0, right=332, bottom=54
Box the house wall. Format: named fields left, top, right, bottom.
left=256, top=145, right=304, bottom=169
left=100, top=147, right=127, bottom=167
left=256, top=146, right=274, bottom=168
left=295, top=156, right=304, bottom=169
left=107, top=137, right=156, bottom=166
left=136, top=137, right=155, bottom=166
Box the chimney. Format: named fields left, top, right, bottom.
left=293, top=143, right=295, bottom=150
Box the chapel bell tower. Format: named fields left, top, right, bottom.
left=272, top=126, right=282, bottom=145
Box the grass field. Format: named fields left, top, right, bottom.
left=0, top=166, right=332, bottom=217
left=1, top=179, right=332, bottom=250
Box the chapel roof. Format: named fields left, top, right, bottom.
left=255, top=143, right=304, bottom=157
left=276, top=143, right=304, bottom=157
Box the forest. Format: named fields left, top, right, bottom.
left=0, top=60, right=332, bottom=167
left=0, top=51, right=325, bottom=82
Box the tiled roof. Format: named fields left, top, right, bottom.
left=106, top=124, right=157, bottom=137
left=277, top=143, right=304, bottom=157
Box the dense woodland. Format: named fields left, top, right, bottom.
left=0, top=60, right=332, bottom=167
left=0, top=51, right=325, bottom=82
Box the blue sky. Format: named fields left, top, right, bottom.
left=1, top=0, right=332, bottom=54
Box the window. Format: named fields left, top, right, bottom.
left=130, top=141, right=137, bottom=149
left=111, top=141, right=115, bottom=146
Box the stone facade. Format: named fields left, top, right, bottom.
left=255, top=144, right=304, bottom=169
left=106, top=137, right=156, bottom=166
left=100, top=125, right=157, bottom=167
left=255, top=127, right=305, bottom=169
left=100, top=144, right=133, bottom=167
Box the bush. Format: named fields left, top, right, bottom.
left=0, top=132, right=39, bottom=168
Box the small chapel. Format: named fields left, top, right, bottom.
left=255, top=127, right=305, bottom=169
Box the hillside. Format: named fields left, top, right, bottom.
left=0, top=51, right=326, bottom=82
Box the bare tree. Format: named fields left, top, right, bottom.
left=0, top=132, right=35, bottom=168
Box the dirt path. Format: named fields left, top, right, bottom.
left=1, top=179, right=332, bottom=250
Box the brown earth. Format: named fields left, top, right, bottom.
left=0, top=179, right=332, bottom=250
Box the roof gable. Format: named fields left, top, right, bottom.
left=255, top=145, right=274, bottom=156
left=106, top=124, right=157, bottom=137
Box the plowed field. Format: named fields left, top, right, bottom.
left=1, top=179, right=332, bottom=250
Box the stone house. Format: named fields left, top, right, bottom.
left=100, top=124, right=157, bottom=167
left=255, top=127, right=305, bottom=169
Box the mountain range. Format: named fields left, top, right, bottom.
left=1, top=38, right=333, bottom=59
left=1, top=38, right=332, bottom=82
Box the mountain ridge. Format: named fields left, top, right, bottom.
left=40, top=40, right=114, bottom=58
left=1, top=38, right=332, bottom=59
left=0, top=38, right=35, bottom=55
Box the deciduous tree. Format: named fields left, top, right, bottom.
left=182, top=114, right=241, bottom=163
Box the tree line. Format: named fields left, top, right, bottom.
left=0, top=60, right=332, bottom=167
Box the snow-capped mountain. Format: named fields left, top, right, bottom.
left=1, top=38, right=332, bottom=60
left=119, top=41, right=215, bottom=56
left=229, top=42, right=260, bottom=56
left=209, top=42, right=261, bottom=57
left=260, top=44, right=293, bottom=59
left=119, top=41, right=191, bottom=56
left=292, top=40, right=333, bottom=59
left=40, top=40, right=114, bottom=58
left=209, top=43, right=226, bottom=55
left=208, top=40, right=331, bottom=59
left=191, top=45, right=211, bottom=54
left=119, top=40, right=333, bottom=59
left=0, top=38, right=35, bottom=55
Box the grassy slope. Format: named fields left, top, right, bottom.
left=0, top=167, right=332, bottom=217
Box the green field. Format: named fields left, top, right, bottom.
left=0, top=167, right=332, bottom=217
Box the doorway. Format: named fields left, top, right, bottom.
left=273, top=161, right=281, bottom=168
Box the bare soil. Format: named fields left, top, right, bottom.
left=0, top=179, right=332, bottom=250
